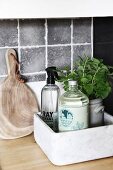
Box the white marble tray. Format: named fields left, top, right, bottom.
left=34, top=113, right=113, bottom=166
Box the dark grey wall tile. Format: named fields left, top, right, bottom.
left=0, top=20, right=18, bottom=47
left=48, top=19, right=71, bottom=45
left=19, top=19, right=45, bottom=46
left=94, top=43, right=113, bottom=65
left=0, top=49, right=8, bottom=75
left=73, top=45, right=91, bottom=62
left=94, top=42, right=113, bottom=115
left=94, top=17, right=113, bottom=115
left=48, top=46, right=71, bottom=69
left=73, top=18, right=91, bottom=44
left=20, top=48, right=45, bottom=73
left=94, top=17, right=113, bottom=44
left=25, top=73, right=46, bottom=82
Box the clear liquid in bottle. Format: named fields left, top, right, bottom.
left=58, top=80, right=89, bottom=132
left=41, top=84, right=59, bottom=131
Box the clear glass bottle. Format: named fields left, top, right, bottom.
left=41, top=67, right=60, bottom=132
left=58, top=80, right=89, bottom=132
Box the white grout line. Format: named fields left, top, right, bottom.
left=20, top=45, right=46, bottom=48
left=71, top=19, right=73, bottom=72
left=17, top=19, right=22, bottom=74
left=17, top=20, right=19, bottom=55
left=73, top=43, right=91, bottom=46
left=91, top=17, right=93, bottom=59
left=21, top=71, right=46, bottom=76
left=18, top=43, right=91, bottom=48
left=0, top=43, right=91, bottom=50
left=47, top=43, right=91, bottom=47
left=45, top=19, right=48, bottom=69
left=0, top=46, right=18, bottom=49
left=0, top=71, right=46, bottom=78
left=47, top=44, right=71, bottom=47
left=0, top=75, right=7, bottom=78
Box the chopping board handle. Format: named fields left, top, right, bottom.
left=6, top=49, right=20, bottom=78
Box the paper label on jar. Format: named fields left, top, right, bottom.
left=59, top=105, right=89, bottom=132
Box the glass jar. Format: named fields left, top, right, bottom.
left=58, top=80, right=89, bottom=132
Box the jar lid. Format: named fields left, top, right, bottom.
left=68, top=80, right=77, bottom=86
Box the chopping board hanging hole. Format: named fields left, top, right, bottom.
left=5, top=49, right=24, bottom=83
left=0, top=49, right=39, bottom=139
left=6, top=49, right=19, bottom=78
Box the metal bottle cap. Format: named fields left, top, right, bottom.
left=68, top=80, right=77, bottom=86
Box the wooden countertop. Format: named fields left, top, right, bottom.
left=0, top=134, right=113, bottom=170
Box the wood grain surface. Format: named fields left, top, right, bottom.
left=0, top=134, right=113, bottom=170
left=0, top=49, right=39, bottom=139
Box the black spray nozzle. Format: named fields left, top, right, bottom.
left=45, top=67, right=59, bottom=84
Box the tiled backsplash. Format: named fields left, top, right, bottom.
left=94, top=17, right=113, bottom=115
left=0, top=18, right=92, bottom=82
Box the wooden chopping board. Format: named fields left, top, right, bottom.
left=0, top=49, right=39, bottom=139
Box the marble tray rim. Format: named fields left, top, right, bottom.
left=34, top=112, right=113, bottom=134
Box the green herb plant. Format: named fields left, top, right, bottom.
left=57, top=56, right=113, bottom=100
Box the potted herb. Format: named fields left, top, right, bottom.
left=57, top=56, right=113, bottom=127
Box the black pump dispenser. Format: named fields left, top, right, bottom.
left=45, top=67, right=58, bottom=85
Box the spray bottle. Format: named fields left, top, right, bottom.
left=41, top=67, right=60, bottom=132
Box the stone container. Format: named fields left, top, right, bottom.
left=34, top=112, right=113, bottom=166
